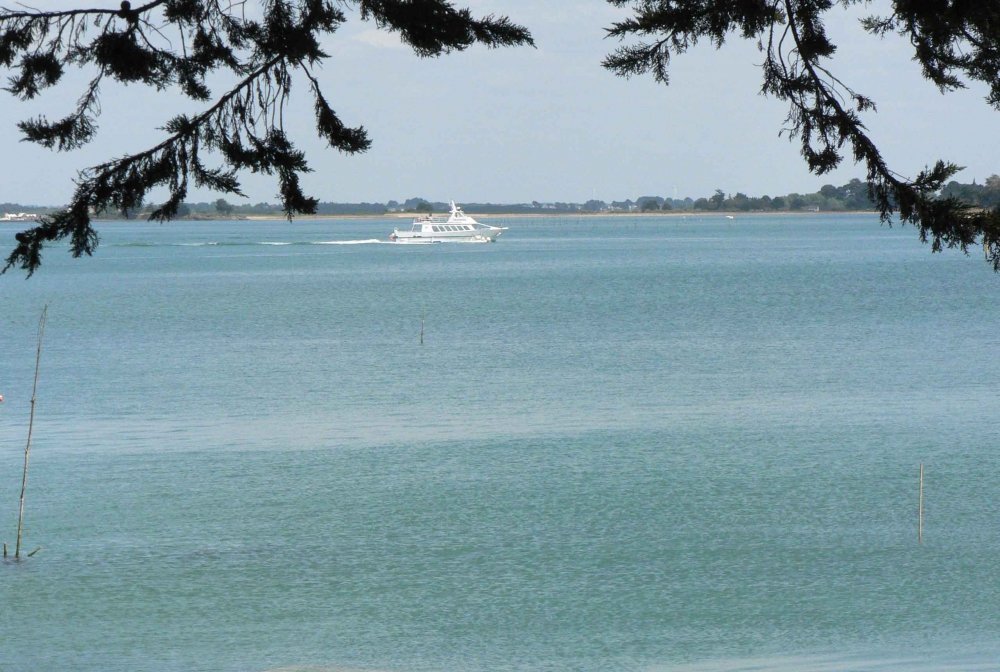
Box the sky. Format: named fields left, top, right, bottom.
left=0, top=0, right=996, bottom=206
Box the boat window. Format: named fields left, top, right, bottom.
left=433, top=226, right=441, bottom=232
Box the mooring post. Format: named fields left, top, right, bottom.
left=15, top=305, right=47, bottom=560
left=918, top=463, right=924, bottom=545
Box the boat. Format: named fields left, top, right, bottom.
left=2, top=212, right=40, bottom=222
left=389, top=202, right=507, bottom=243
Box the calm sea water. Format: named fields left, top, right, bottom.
left=1, top=214, right=998, bottom=672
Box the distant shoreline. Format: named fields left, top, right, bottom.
left=0, top=210, right=881, bottom=224
left=239, top=209, right=878, bottom=221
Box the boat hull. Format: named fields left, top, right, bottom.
left=390, top=232, right=501, bottom=244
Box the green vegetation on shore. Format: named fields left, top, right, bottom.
left=4, top=176, right=999, bottom=220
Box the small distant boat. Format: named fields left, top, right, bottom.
left=2, top=212, right=40, bottom=222
left=389, top=202, right=507, bottom=244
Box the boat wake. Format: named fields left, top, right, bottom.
left=111, top=239, right=390, bottom=248
left=313, top=239, right=386, bottom=245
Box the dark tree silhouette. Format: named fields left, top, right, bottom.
left=4, top=2, right=999, bottom=273
left=0, top=1, right=532, bottom=274
left=604, top=0, right=1000, bottom=270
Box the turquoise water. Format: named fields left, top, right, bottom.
left=1, top=214, right=998, bottom=671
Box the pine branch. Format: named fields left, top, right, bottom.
left=603, top=0, right=1000, bottom=270
left=1, top=1, right=531, bottom=274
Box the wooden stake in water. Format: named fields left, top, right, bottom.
left=918, top=463, right=924, bottom=545
left=420, top=309, right=425, bottom=346
left=15, top=305, right=47, bottom=560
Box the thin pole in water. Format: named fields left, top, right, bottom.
left=420, top=309, right=425, bottom=346
left=15, top=305, right=47, bottom=560
left=918, top=463, right=924, bottom=545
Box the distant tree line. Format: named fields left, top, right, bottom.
left=941, top=175, right=1000, bottom=209
left=4, top=177, right=998, bottom=219
left=628, top=178, right=881, bottom=213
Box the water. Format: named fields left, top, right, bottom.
left=1, top=214, right=998, bottom=671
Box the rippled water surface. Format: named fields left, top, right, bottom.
left=1, top=214, right=998, bottom=671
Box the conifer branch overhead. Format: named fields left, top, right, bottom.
left=0, top=0, right=532, bottom=275
left=604, top=0, right=1000, bottom=270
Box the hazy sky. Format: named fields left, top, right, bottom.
left=0, top=1, right=996, bottom=206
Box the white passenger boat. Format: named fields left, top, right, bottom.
left=389, top=202, right=507, bottom=243
left=2, top=212, right=40, bottom=222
